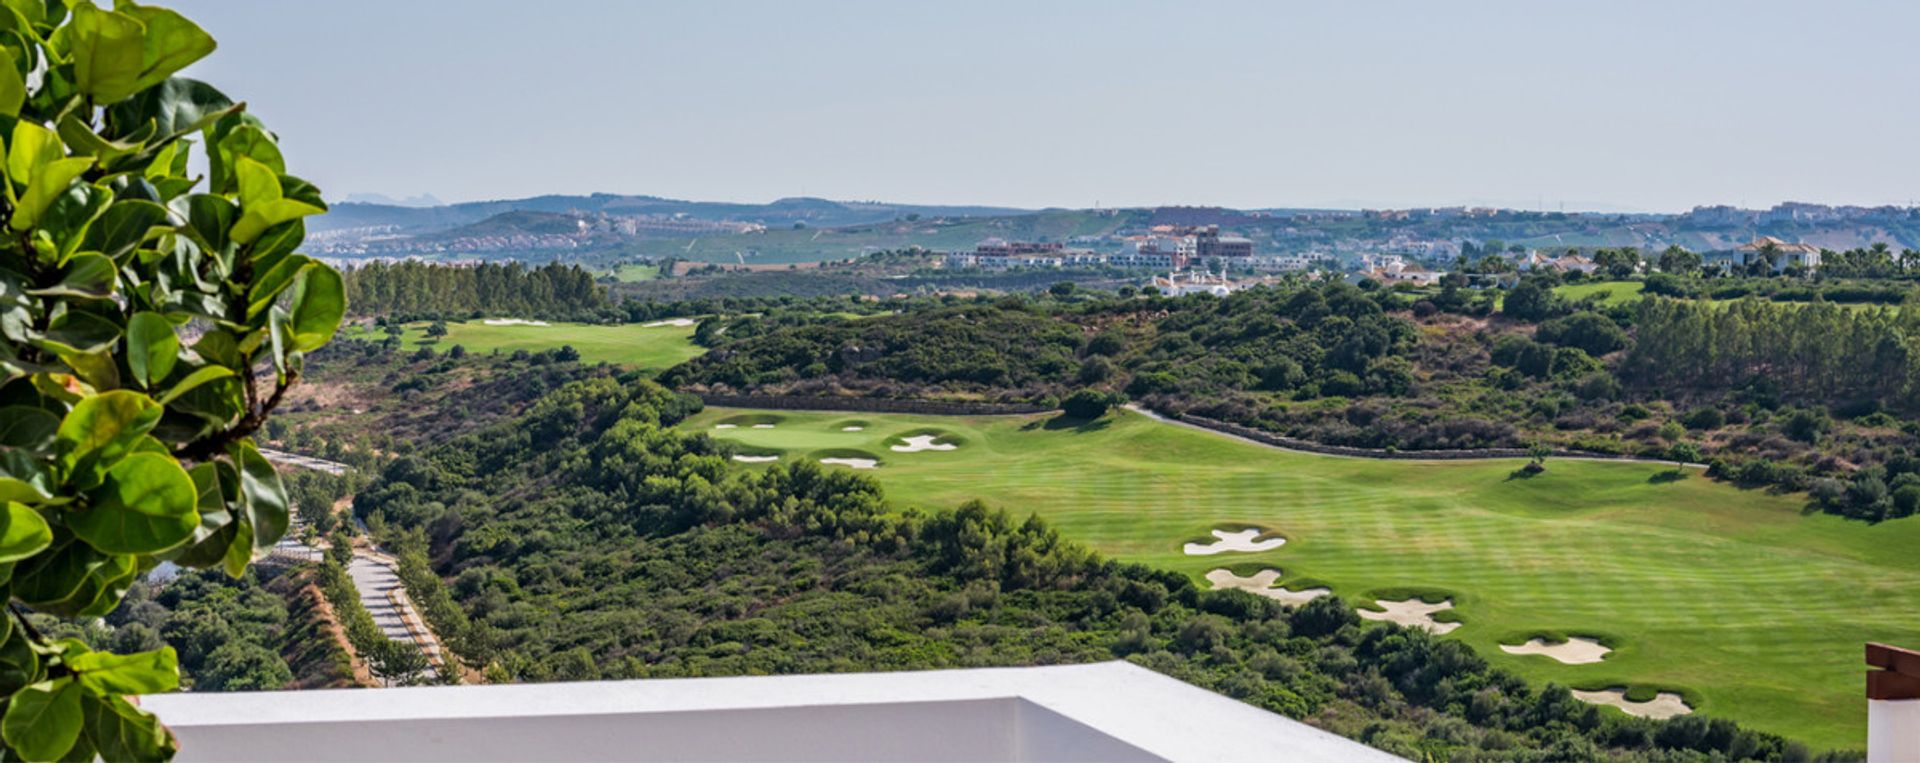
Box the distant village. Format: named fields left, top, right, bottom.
left=942, top=224, right=1838, bottom=297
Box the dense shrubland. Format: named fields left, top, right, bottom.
left=38, top=568, right=355, bottom=694
left=342, top=373, right=1834, bottom=761
left=666, top=277, right=1920, bottom=521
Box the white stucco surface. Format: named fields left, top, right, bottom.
left=142, top=661, right=1405, bottom=762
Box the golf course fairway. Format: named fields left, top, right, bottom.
left=345, top=319, right=704, bottom=369
left=683, top=405, right=1920, bottom=750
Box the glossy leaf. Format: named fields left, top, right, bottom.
left=24, top=253, right=116, bottom=299
left=105, top=76, right=233, bottom=139
left=71, top=452, right=197, bottom=554
left=67, top=647, right=177, bottom=695
left=125, top=311, right=177, bottom=388
left=287, top=265, right=344, bottom=353
left=1, top=679, right=81, bottom=761
left=0, top=501, right=50, bottom=561
left=155, top=364, right=231, bottom=405
left=233, top=440, right=288, bottom=549
left=0, top=47, right=22, bottom=117
left=68, top=1, right=216, bottom=103
left=244, top=252, right=310, bottom=320
left=79, top=693, right=175, bottom=762
left=55, top=390, right=163, bottom=486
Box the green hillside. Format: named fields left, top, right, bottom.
left=685, top=406, right=1920, bottom=750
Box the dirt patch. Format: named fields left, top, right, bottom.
left=1203, top=569, right=1329, bottom=607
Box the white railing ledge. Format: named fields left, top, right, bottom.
left=142, top=661, right=1405, bottom=762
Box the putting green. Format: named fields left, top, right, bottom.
left=683, top=406, right=1920, bottom=750
left=344, top=319, right=705, bottom=369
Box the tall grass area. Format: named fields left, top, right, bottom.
left=345, top=320, right=704, bottom=369
left=685, top=406, right=1920, bottom=750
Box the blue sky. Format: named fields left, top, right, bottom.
left=171, top=1, right=1919, bottom=212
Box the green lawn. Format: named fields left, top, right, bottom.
left=345, top=319, right=705, bottom=369
left=683, top=406, right=1920, bottom=751
left=608, top=264, right=661, bottom=282
left=1555, top=280, right=1645, bottom=305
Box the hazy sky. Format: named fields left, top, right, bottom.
left=170, top=1, right=1919, bottom=212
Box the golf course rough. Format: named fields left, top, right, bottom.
left=684, top=405, right=1920, bottom=750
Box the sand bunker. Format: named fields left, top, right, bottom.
left=1182, top=529, right=1286, bottom=555
left=643, top=318, right=697, bottom=327
left=1358, top=598, right=1461, bottom=634
left=842, top=426, right=865, bottom=432
left=1500, top=637, right=1611, bottom=665
left=714, top=424, right=738, bottom=429
left=731, top=455, right=779, bottom=463
left=891, top=435, right=956, bottom=452
left=1571, top=689, right=1691, bottom=719
left=1204, top=569, right=1330, bottom=607
left=482, top=318, right=549, bottom=326
left=818, top=457, right=879, bottom=469
left=752, top=424, right=776, bottom=429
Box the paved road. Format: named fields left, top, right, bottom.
left=264, top=448, right=448, bottom=680
left=259, top=447, right=348, bottom=475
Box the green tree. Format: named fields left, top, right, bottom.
left=367, top=638, right=429, bottom=687
left=0, top=3, right=340, bottom=759
left=1061, top=389, right=1117, bottom=419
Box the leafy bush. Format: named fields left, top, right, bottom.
left=0, top=3, right=340, bottom=759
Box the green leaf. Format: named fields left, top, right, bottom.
left=67, top=647, right=178, bottom=695
left=182, top=193, right=234, bottom=255
left=234, top=440, right=288, bottom=549
left=0, top=405, right=59, bottom=448
left=0, top=47, right=23, bottom=118
left=0, top=501, right=51, bottom=561
left=72, top=451, right=197, bottom=554
left=79, top=693, right=175, bottom=762
left=1, top=678, right=82, bottom=761
left=68, top=0, right=216, bottom=103
left=105, top=76, right=233, bottom=139
left=245, top=252, right=310, bottom=320
left=39, top=309, right=120, bottom=355
left=11, top=156, right=93, bottom=232
left=11, top=534, right=106, bottom=607
left=231, top=198, right=322, bottom=247
left=287, top=265, right=344, bottom=353
left=7, top=119, right=62, bottom=183
left=124, top=311, right=177, bottom=388
left=25, top=252, right=116, bottom=299
left=85, top=199, right=170, bottom=261
left=233, top=154, right=279, bottom=206
left=156, top=364, right=231, bottom=405
left=55, top=389, right=162, bottom=485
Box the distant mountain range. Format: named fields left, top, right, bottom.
left=305, top=193, right=1920, bottom=267
left=310, top=194, right=1033, bottom=235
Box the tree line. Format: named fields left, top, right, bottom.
left=343, top=260, right=610, bottom=320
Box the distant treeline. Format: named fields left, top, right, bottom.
left=344, top=261, right=609, bottom=320
left=1623, top=299, right=1917, bottom=409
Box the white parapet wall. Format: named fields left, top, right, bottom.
left=1870, top=699, right=1920, bottom=763
left=141, top=661, right=1405, bottom=763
